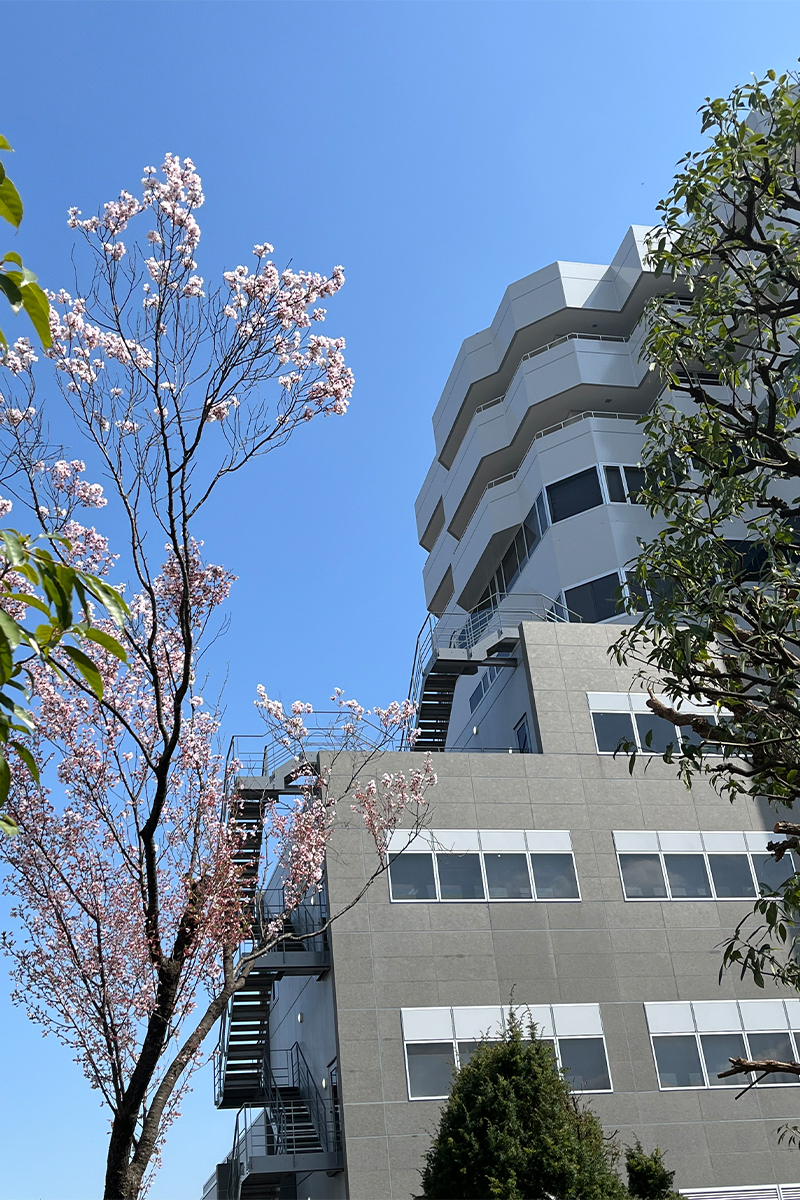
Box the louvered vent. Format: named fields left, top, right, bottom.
left=681, top=1188, right=800, bottom=1200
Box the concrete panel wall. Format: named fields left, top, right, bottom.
left=322, top=627, right=797, bottom=1199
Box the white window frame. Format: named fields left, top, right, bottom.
left=645, top=1000, right=800, bottom=1091
left=612, top=830, right=790, bottom=903
left=401, top=1004, right=612, bottom=1100
left=387, top=830, right=581, bottom=904
left=587, top=691, right=725, bottom=755
left=599, top=462, right=646, bottom=506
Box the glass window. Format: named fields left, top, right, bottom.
left=558, top=1038, right=611, bottom=1091
left=484, top=853, right=532, bottom=900
left=664, top=854, right=712, bottom=899
left=566, top=573, right=621, bottom=623
left=747, top=1032, right=798, bottom=1084
left=456, top=1040, right=480, bottom=1068
left=531, top=853, right=580, bottom=899
left=680, top=715, right=717, bottom=751
left=536, top=491, right=549, bottom=532
left=708, top=854, right=756, bottom=899
left=624, top=570, right=648, bottom=612
left=523, top=505, right=541, bottom=556
left=389, top=853, right=438, bottom=901
left=700, top=1032, right=747, bottom=1087
left=592, top=711, right=635, bottom=753
left=501, top=538, right=520, bottom=592
left=469, top=680, right=484, bottom=713
left=604, top=465, right=627, bottom=503
left=653, top=1034, right=705, bottom=1088
left=547, top=467, right=603, bottom=523
left=436, top=853, right=485, bottom=900
left=515, top=715, right=532, bottom=754
left=619, top=853, right=667, bottom=899
left=624, top=465, right=647, bottom=502
left=406, top=1043, right=455, bottom=1098
left=635, top=712, right=680, bottom=754
left=752, top=850, right=795, bottom=895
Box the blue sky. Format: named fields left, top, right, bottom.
left=1, top=2, right=799, bottom=1197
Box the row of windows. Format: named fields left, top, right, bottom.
left=402, top=1004, right=610, bottom=1099
left=614, top=830, right=793, bottom=901
left=587, top=690, right=724, bottom=755
left=472, top=462, right=645, bottom=619
left=387, top=830, right=579, bottom=903
left=400, top=1001, right=800, bottom=1101
left=646, top=1000, right=800, bottom=1090
left=386, top=829, right=788, bottom=905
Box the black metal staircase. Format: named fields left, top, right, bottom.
left=215, top=1044, right=344, bottom=1200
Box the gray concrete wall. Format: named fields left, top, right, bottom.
left=322, top=624, right=800, bottom=1199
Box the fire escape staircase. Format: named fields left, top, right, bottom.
left=215, top=1043, right=343, bottom=1200
left=407, top=596, right=573, bottom=751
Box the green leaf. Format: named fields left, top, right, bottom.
left=0, top=176, right=23, bottom=229
left=0, top=272, right=23, bottom=312
left=0, top=753, right=11, bottom=806
left=0, top=810, right=18, bottom=836
left=9, top=739, right=38, bottom=783
left=20, top=281, right=52, bottom=348
left=0, top=608, right=23, bottom=650
left=62, top=644, right=104, bottom=699
left=83, top=578, right=129, bottom=628
left=0, top=137, right=13, bottom=152
left=81, top=627, right=127, bottom=662
left=3, top=251, right=21, bottom=267
left=4, top=592, right=51, bottom=617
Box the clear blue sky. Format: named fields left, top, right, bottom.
left=1, top=2, right=799, bottom=1197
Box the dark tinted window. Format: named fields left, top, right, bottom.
left=515, top=715, right=532, bottom=753
left=653, top=1035, right=704, bottom=1087
left=436, top=853, right=485, bottom=900
left=624, top=465, right=647, bottom=502
left=501, top=538, right=520, bottom=591
left=547, top=467, right=603, bottom=523
left=619, top=853, right=667, bottom=898
left=708, top=854, right=756, bottom=899
left=406, top=1043, right=454, bottom=1097
left=388, top=853, right=437, bottom=901
left=664, top=854, right=712, bottom=899
left=559, top=1038, right=611, bottom=1090
left=566, top=572, right=621, bottom=623
left=531, top=853, right=580, bottom=899
left=592, top=711, right=635, bottom=753
left=680, top=714, right=717, bottom=751
left=753, top=851, right=795, bottom=895
left=523, top=505, right=541, bottom=555
left=484, top=853, right=532, bottom=900
left=604, top=465, right=627, bottom=503
left=748, top=1032, right=798, bottom=1084
left=625, top=570, right=648, bottom=612
left=635, top=712, right=680, bottom=754
left=700, top=1033, right=747, bottom=1087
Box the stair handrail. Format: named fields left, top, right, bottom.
left=260, top=1051, right=290, bottom=1155
left=290, top=1041, right=336, bottom=1154
left=256, top=882, right=329, bottom=956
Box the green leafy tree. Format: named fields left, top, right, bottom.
left=0, top=528, right=128, bottom=834
left=625, top=1140, right=680, bottom=1200
left=0, top=135, right=52, bottom=350
left=416, top=1014, right=631, bottom=1200
left=612, top=64, right=800, bottom=1087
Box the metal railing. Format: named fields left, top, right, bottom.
left=253, top=882, right=329, bottom=957
left=407, top=594, right=573, bottom=716
left=458, top=410, right=642, bottom=547
left=226, top=714, right=409, bottom=785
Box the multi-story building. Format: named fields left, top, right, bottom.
left=202, top=229, right=800, bottom=1200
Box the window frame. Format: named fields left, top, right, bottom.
left=613, top=832, right=775, bottom=903
left=545, top=465, right=604, bottom=525
left=600, top=462, right=647, bottom=506
left=588, top=692, right=723, bottom=757
left=387, top=831, right=581, bottom=905
left=646, top=1001, right=800, bottom=1092
left=402, top=1004, right=612, bottom=1100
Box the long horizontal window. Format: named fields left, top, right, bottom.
left=587, top=691, right=726, bottom=755
left=401, top=1004, right=611, bottom=1099
left=645, top=1000, right=800, bottom=1090
left=387, top=830, right=579, bottom=903
left=565, top=572, right=621, bottom=623
left=613, top=831, right=794, bottom=902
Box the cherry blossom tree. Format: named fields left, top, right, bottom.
left=0, top=155, right=435, bottom=1200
